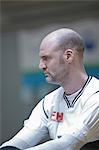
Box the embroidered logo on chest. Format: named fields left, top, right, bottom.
left=51, top=112, right=64, bottom=122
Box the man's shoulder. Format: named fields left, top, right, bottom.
left=82, top=76, right=99, bottom=105
left=89, top=76, right=99, bottom=89
left=43, top=86, right=64, bottom=106
left=41, top=87, right=64, bottom=117
left=85, top=76, right=99, bottom=90
left=92, top=76, right=99, bottom=82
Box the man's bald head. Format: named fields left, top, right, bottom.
left=41, top=28, right=84, bottom=54
left=39, top=28, right=86, bottom=86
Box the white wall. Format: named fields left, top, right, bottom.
left=17, top=19, right=99, bottom=72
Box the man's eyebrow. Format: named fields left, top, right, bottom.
left=40, top=55, right=49, bottom=60
left=39, top=52, right=49, bottom=57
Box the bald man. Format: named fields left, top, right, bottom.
left=0, top=28, right=99, bottom=150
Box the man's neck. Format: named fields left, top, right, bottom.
left=62, top=73, right=88, bottom=95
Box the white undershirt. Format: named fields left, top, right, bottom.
left=65, top=89, right=81, bottom=106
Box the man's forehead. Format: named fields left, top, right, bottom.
left=39, top=49, right=51, bottom=57
left=39, top=38, right=61, bottom=55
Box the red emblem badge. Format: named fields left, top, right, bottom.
left=51, top=112, right=64, bottom=122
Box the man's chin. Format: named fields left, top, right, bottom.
left=45, top=77, right=52, bottom=83
left=45, top=77, right=58, bottom=85
left=45, top=76, right=53, bottom=83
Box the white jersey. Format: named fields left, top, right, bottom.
left=1, top=76, right=99, bottom=150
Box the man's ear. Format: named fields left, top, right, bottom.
left=63, top=49, right=74, bottom=63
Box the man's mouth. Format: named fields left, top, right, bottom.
left=44, top=73, right=50, bottom=77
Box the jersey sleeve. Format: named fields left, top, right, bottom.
left=0, top=99, right=49, bottom=150
left=80, top=92, right=99, bottom=141
left=23, top=135, right=82, bottom=150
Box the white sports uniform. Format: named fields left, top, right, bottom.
left=1, top=76, right=99, bottom=150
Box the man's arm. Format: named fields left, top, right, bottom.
left=25, top=93, right=99, bottom=150
left=24, top=134, right=83, bottom=150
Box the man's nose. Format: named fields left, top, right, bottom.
left=39, top=60, right=46, bottom=70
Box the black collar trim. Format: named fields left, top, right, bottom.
left=63, top=76, right=92, bottom=108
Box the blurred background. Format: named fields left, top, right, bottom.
left=0, top=0, right=99, bottom=149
